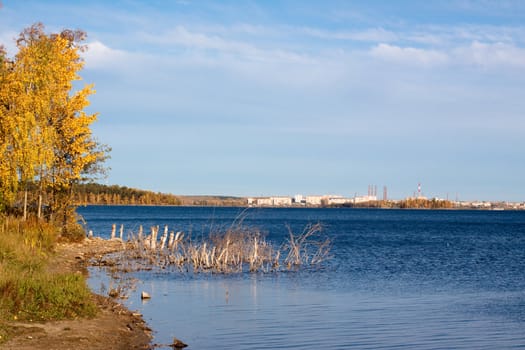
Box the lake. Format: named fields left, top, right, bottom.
left=79, top=206, right=525, bottom=349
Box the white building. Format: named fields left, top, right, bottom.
left=294, top=194, right=305, bottom=204
left=305, top=195, right=326, bottom=206
left=471, top=201, right=492, bottom=208
left=271, top=196, right=292, bottom=206
left=353, top=195, right=378, bottom=204
left=327, top=196, right=353, bottom=205
left=256, top=197, right=274, bottom=206
left=249, top=196, right=293, bottom=206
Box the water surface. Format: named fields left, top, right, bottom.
left=80, top=206, right=525, bottom=349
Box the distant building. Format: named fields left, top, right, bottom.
left=249, top=193, right=384, bottom=207
left=327, top=196, right=353, bottom=205
left=471, top=201, right=492, bottom=208
left=249, top=196, right=292, bottom=207
left=305, top=195, right=325, bottom=206
left=271, top=196, right=292, bottom=206
left=257, top=197, right=274, bottom=206
left=353, top=195, right=377, bottom=204
left=293, top=194, right=305, bottom=205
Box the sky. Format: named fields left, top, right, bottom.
left=1, top=0, right=524, bottom=201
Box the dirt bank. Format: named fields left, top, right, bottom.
left=1, top=238, right=152, bottom=350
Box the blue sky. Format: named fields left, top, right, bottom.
left=1, top=1, right=524, bottom=201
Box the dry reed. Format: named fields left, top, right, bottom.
left=118, top=221, right=331, bottom=274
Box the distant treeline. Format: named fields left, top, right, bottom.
left=397, top=198, right=455, bottom=209
left=73, top=183, right=182, bottom=205
left=72, top=183, right=247, bottom=207
left=338, top=198, right=455, bottom=209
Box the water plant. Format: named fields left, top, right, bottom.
left=119, top=221, right=332, bottom=274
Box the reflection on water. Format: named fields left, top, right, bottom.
left=83, top=207, right=525, bottom=349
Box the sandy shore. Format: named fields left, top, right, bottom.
left=1, top=238, right=153, bottom=350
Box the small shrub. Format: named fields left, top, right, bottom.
left=59, top=221, right=86, bottom=242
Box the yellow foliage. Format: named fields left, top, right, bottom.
left=0, top=23, right=107, bottom=217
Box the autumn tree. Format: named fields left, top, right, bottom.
left=0, top=45, right=18, bottom=210
left=0, top=23, right=108, bottom=230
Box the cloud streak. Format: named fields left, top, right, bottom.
left=370, top=41, right=525, bottom=69
left=370, top=43, right=449, bottom=66
left=455, top=41, right=525, bottom=68
left=141, top=26, right=316, bottom=65
left=300, top=27, right=398, bottom=42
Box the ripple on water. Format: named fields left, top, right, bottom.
left=83, top=207, right=525, bottom=349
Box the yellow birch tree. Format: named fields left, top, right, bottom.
left=0, top=23, right=108, bottom=228
left=0, top=45, right=19, bottom=210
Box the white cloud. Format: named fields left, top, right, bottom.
left=228, top=23, right=277, bottom=36
left=370, top=43, right=449, bottom=66
left=432, top=25, right=525, bottom=46
left=83, top=41, right=135, bottom=70
left=166, top=26, right=254, bottom=53
left=369, top=39, right=525, bottom=69
left=454, top=41, right=525, bottom=68
left=301, top=27, right=398, bottom=42
left=142, top=26, right=315, bottom=65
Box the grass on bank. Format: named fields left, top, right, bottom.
left=0, top=217, right=96, bottom=342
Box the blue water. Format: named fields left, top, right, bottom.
left=79, top=206, right=525, bottom=349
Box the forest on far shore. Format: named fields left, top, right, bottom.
left=72, top=183, right=247, bottom=207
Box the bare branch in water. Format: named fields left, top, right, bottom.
left=111, top=221, right=332, bottom=274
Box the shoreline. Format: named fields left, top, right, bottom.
left=1, top=238, right=153, bottom=350
left=78, top=203, right=525, bottom=211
